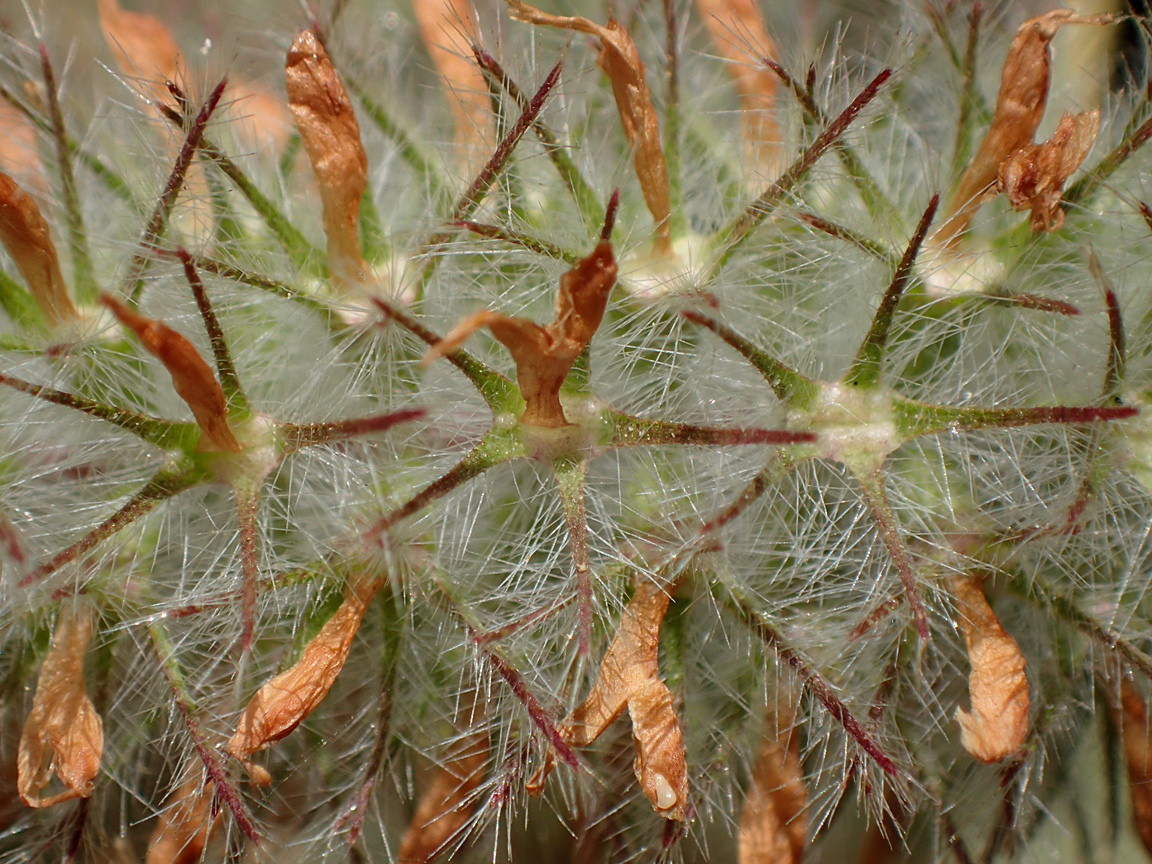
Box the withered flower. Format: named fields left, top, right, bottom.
left=96, top=0, right=182, bottom=108
left=998, top=109, right=1099, bottom=232
left=0, top=170, right=77, bottom=326
left=17, top=607, right=104, bottom=808
left=951, top=575, right=1029, bottom=763
left=397, top=687, right=489, bottom=862
left=934, top=9, right=1114, bottom=246
left=738, top=701, right=806, bottom=864
left=505, top=0, right=672, bottom=254
left=412, top=0, right=494, bottom=175
left=425, top=227, right=617, bottom=427
left=1118, top=680, right=1152, bottom=855
left=145, top=764, right=220, bottom=864
left=100, top=293, right=242, bottom=453
left=529, top=577, right=688, bottom=820
left=693, top=0, right=780, bottom=180
left=286, top=30, right=370, bottom=287
left=227, top=576, right=380, bottom=782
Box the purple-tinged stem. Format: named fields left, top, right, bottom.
left=281, top=408, right=425, bottom=452
left=1139, top=201, right=1152, bottom=234
left=849, top=595, right=904, bottom=640
left=796, top=211, right=895, bottom=265
left=178, top=248, right=245, bottom=407
left=609, top=415, right=816, bottom=448
left=1087, top=249, right=1126, bottom=400
left=452, top=220, right=575, bottom=263
left=1064, top=112, right=1152, bottom=208
left=699, top=453, right=794, bottom=536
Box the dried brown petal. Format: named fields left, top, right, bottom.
left=0, top=100, right=43, bottom=191
left=935, top=9, right=1113, bottom=245
left=285, top=31, right=370, bottom=287
left=100, top=293, right=241, bottom=453
left=693, top=0, right=780, bottom=180
left=951, top=576, right=1029, bottom=763
left=397, top=688, right=488, bottom=863
left=0, top=170, right=77, bottom=326
left=145, top=764, right=220, bottom=864
left=998, top=109, right=1099, bottom=231
left=738, top=704, right=806, bottom=864
left=227, top=578, right=379, bottom=780
left=17, top=608, right=104, bottom=808
left=412, top=0, right=494, bottom=175
left=560, top=578, right=687, bottom=819
left=1119, top=680, right=1152, bottom=855
left=425, top=238, right=617, bottom=427
left=96, top=0, right=182, bottom=108
left=506, top=0, right=672, bottom=253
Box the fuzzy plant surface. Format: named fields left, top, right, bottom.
left=2, top=0, right=1152, bottom=862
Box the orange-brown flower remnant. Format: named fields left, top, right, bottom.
left=998, top=109, right=1099, bottom=231
left=285, top=30, right=371, bottom=288
left=397, top=687, right=489, bottom=863
left=1118, top=680, right=1152, bottom=855
left=412, top=0, right=494, bottom=176
left=528, top=577, right=688, bottom=820
left=738, top=702, right=806, bottom=864
left=0, top=170, right=77, bottom=326
left=145, top=765, right=221, bottom=864
left=505, top=0, right=673, bottom=255
left=693, top=0, right=781, bottom=181
left=100, top=293, right=242, bottom=453
left=425, top=207, right=618, bottom=427
left=0, top=101, right=43, bottom=192
left=227, top=576, right=381, bottom=783
left=96, top=0, right=182, bottom=108
left=951, top=576, right=1029, bottom=763
left=933, top=9, right=1114, bottom=246
left=17, top=608, right=104, bottom=808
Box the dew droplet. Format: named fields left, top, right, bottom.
left=652, top=772, right=677, bottom=810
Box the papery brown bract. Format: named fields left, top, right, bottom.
left=286, top=30, right=370, bottom=287
left=16, top=608, right=104, bottom=808
left=505, top=0, right=672, bottom=254
left=738, top=703, right=806, bottom=864
left=998, top=109, right=1099, bottom=231
left=100, top=293, right=241, bottom=453
left=227, top=578, right=379, bottom=781
left=0, top=170, right=76, bottom=326
left=145, top=765, right=220, bottom=864
left=96, top=0, right=182, bottom=108
left=425, top=238, right=617, bottom=427
left=952, top=576, right=1029, bottom=763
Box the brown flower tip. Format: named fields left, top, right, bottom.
left=145, top=764, right=220, bottom=864
left=17, top=608, right=104, bottom=808
left=951, top=576, right=1029, bottom=763
left=227, top=578, right=379, bottom=782
left=96, top=0, right=182, bottom=108
left=397, top=686, right=489, bottom=862
left=99, top=293, right=241, bottom=453
left=530, top=578, right=688, bottom=819
left=1118, top=680, right=1152, bottom=855
left=998, top=109, right=1099, bottom=231
left=285, top=30, right=370, bottom=288
left=506, top=0, right=672, bottom=254
left=412, top=0, right=494, bottom=176
left=935, top=9, right=1115, bottom=246
left=0, top=170, right=77, bottom=327
left=738, top=700, right=806, bottom=864
left=425, top=233, right=617, bottom=427
left=693, top=0, right=781, bottom=181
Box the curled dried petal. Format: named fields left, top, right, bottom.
left=558, top=578, right=688, bottom=819
left=998, top=109, right=1099, bottom=231
left=1119, top=680, right=1152, bottom=855
left=506, top=0, right=672, bottom=253
left=935, top=9, right=1114, bottom=245
left=952, top=576, right=1029, bottom=763
left=227, top=579, right=379, bottom=780
left=425, top=238, right=617, bottom=427
left=412, top=0, right=494, bottom=174
left=146, top=764, right=220, bottom=864
left=693, top=0, right=780, bottom=180
left=96, top=0, right=182, bottom=108
left=17, top=608, right=104, bottom=808
left=100, top=293, right=241, bottom=453
left=397, top=687, right=489, bottom=862
left=0, top=170, right=77, bottom=326
left=285, top=30, right=370, bottom=287
left=738, top=704, right=806, bottom=864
